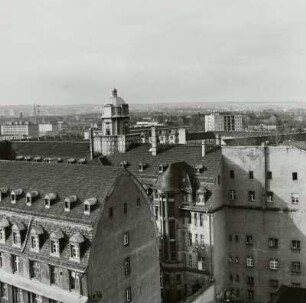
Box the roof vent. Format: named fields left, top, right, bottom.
left=33, top=156, right=42, bottom=162
left=15, top=156, right=24, bottom=161
left=67, top=158, right=76, bottom=164
left=84, top=198, right=97, bottom=215
left=78, top=158, right=87, bottom=164
left=11, top=189, right=23, bottom=204
left=44, top=193, right=57, bottom=208
left=26, top=191, right=39, bottom=206
left=64, top=195, right=77, bottom=212
left=0, top=187, right=9, bottom=202
left=24, top=156, right=32, bottom=161
left=119, top=161, right=128, bottom=168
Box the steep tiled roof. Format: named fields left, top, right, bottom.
left=101, top=144, right=221, bottom=180
left=0, top=161, right=119, bottom=224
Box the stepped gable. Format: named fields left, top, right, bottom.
left=101, top=144, right=221, bottom=179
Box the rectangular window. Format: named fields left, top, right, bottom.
left=189, top=255, right=192, bottom=268
left=124, top=257, right=130, bottom=276
left=12, top=255, right=19, bottom=273
left=229, top=234, right=232, bottom=242
left=70, top=271, right=77, bottom=290
left=246, top=257, right=254, bottom=267
left=188, top=233, right=192, bottom=247
left=0, top=228, right=5, bottom=243
left=269, top=279, right=279, bottom=289
left=125, top=287, right=132, bottom=303
left=291, top=240, right=301, bottom=250
left=229, top=190, right=236, bottom=201
left=247, top=276, right=254, bottom=286
left=188, top=212, right=192, bottom=224
left=268, top=238, right=278, bottom=248
left=194, top=213, right=197, bottom=226
left=169, top=221, right=175, bottom=239
left=291, top=262, right=301, bottom=274
left=109, top=207, right=113, bottom=218
left=291, top=193, right=299, bottom=204
left=124, top=203, right=127, bottom=215
left=230, top=170, right=235, bottom=179
left=198, top=257, right=206, bottom=271
left=176, top=274, right=181, bottom=284
left=136, top=198, right=141, bottom=209
left=267, top=191, right=274, bottom=203
left=50, top=266, right=57, bottom=285
left=235, top=235, right=239, bottom=243
left=199, top=214, right=203, bottom=226
left=249, top=171, right=254, bottom=179
left=0, top=282, right=8, bottom=299
left=235, top=274, right=240, bottom=282
left=31, top=236, right=39, bottom=251
left=200, top=235, right=204, bottom=247
left=123, top=232, right=129, bottom=246
left=168, top=203, right=175, bottom=217
left=70, top=244, right=79, bottom=259
left=50, top=240, right=59, bottom=255
left=292, top=282, right=301, bottom=288
left=248, top=191, right=256, bottom=202
left=267, top=171, right=272, bottom=180
left=269, top=259, right=279, bottom=270
left=195, top=234, right=198, bottom=247
left=247, top=290, right=254, bottom=300
left=30, top=261, right=40, bottom=279
left=246, top=235, right=253, bottom=246
left=292, top=172, right=298, bottom=180
left=154, top=207, right=158, bottom=220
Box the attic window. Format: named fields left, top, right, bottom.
left=33, top=156, right=42, bottom=162
left=0, top=187, right=9, bottom=202
left=57, top=158, right=63, bottom=163
left=24, top=156, right=32, bottom=161
left=64, top=195, right=77, bottom=212
left=159, top=164, right=168, bottom=173
left=0, top=218, right=10, bottom=244
left=67, top=158, right=76, bottom=164
left=138, top=163, right=146, bottom=172
left=30, top=226, right=44, bottom=252
left=12, top=222, right=26, bottom=248
left=195, top=164, right=204, bottom=174
left=78, top=158, right=87, bottom=164
left=44, top=193, right=57, bottom=208
left=69, top=233, right=85, bottom=262
left=50, top=229, right=64, bottom=257
left=84, top=198, right=97, bottom=215
left=11, top=189, right=23, bottom=204
left=119, top=161, right=128, bottom=168
left=15, top=156, right=24, bottom=161
left=26, top=191, right=39, bottom=206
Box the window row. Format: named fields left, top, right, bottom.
left=229, top=170, right=298, bottom=181
left=187, top=233, right=205, bottom=248
left=185, top=212, right=204, bottom=226
left=108, top=199, right=140, bottom=219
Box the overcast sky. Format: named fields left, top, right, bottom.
left=0, top=0, right=306, bottom=105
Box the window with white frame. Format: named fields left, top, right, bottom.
left=248, top=191, right=256, bottom=202
left=70, top=244, right=79, bottom=259
left=12, top=255, right=20, bottom=273
left=229, top=190, right=236, bottom=201
left=200, top=235, right=204, bottom=248
left=291, top=240, right=301, bottom=251
left=198, top=256, right=206, bottom=271
left=246, top=257, right=254, bottom=267
left=123, top=232, right=129, bottom=246
left=195, top=234, right=199, bottom=247
left=269, top=259, right=279, bottom=270
left=291, top=262, right=301, bottom=274
left=291, top=193, right=299, bottom=204
left=70, top=270, right=77, bottom=290
left=12, top=231, right=21, bottom=247
left=125, top=287, right=132, bottom=303
left=0, top=282, right=8, bottom=299
left=31, top=236, right=39, bottom=252
left=268, top=238, right=278, bottom=249
left=30, top=261, right=40, bottom=279
left=246, top=235, right=253, bottom=246
left=50, top=240, right=59, bottom=256
left=124, top=257, right=130, bottom=276
left=267, top=192, right=274, bottom=203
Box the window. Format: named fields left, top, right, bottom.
left=194, top=213, right=197, bottom=226
left=188, top=233, right=192, bottom=247
left=12, top=231, right=21, bottom=247
left=124, top=257, right=130, bottom=276
left=12, top=255, right=20, bottom=273
left=154, top=207, right=158, bottom=220
left=269, top=279, right=279, bottom=289
left=70, top=244, right=79, bottom=259
left=291, top=193, right=299, bottom=204
left=229, top=190, right=236, bottom=201
left=267, top=171, right=272, bottom=180
left=200, top=235, right=204, bottom=247
left=199, top=214, right=203, bottom=226
left=230, top=170, right=235, bottom=179
left=136, top=198, right=141, bottom=209
left=124, top=232, right=129, bottom=246
left=125, top=287, right=132, bottom=303
left=0, top=282, right=8, bottom=299
left=246, top=235, right=253, bottom=246
left=228, top=256, right=233, bottom=263
left=291, top=240, right=301, bottom=251
left=32, top=294, right=42, bottom=303
left=229, top=234, right=232, bottom=242
left=269, top=259, right=279, bottom=270
left=291, top=262, right=301, bottom=274
left=189, top=255, right=192, bottom=268
left=51, top=240, right=59, bottom=256
left=229, top=274, right=233, bottom=281
left=247, top=289, right=254, bottom=300
left=70, top=271, right=77, bottom=290
left=235, top=235, right=239, bottom=243
left=50, top=266, right=57, bottom=285
left=292, top=172, right=298, bottom=180
left=235, top=257, right=239, bottom=264
left=247, top=276, right=254, bottom=286
left=176, top=274, right=181, bottom=284
left=109, top=207, right=113, bottom=218
left=249, top=171, right=254, bottom=179
left=0, top=228, right=5, bottom=244
left=235, top=274, right=240, bottom=282
left=31, top=236, right=39, bottom=251
left=248, top=191, right=256, bottom=202
left=246, top=257, right=254, bottom=267
left=268, top=238, right=278, bottom=248
left=267, top=192, right=274, bottom=203
left=292, top=282, right=301, bottom=288
left=188, top=212, right=192, bottom=224
left=195, top=234, right=199, bottom=247
left=0, top=252, right=2, bottom=267
left=30, top=261, right=40, bottom=279
left=124, top=203, right=127, bottom=215
left=198, top=257, right=206, bottom=271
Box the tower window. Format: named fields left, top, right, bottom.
left=292, top=172, right=298, bottom=180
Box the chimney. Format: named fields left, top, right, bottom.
left=151, top=127, right=157, bottom=156
left=202, top=140, right=206, bottom=157
left=89, top=128, right=94, bottom=160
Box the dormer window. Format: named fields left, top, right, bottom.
left=138, top=163, right=146, bottom=172
left=0, top=187, right=9, bottom=202
left=44, top=193, right=57, bottom=208
left=26, top=191, right=39, bottom=206
left=50, top=229, right=64, bottom=257
left=30, top=226, right=44, bottom=252
left=67, top=158, right=76, bottom=164
left=33, top=156, right=42, bottom=162
left=0, top=218, right=10, bottom=244
left=15, top=156, right=24, bottom=161
left=12, top=222, right=26, bottom=248
left=57, top=158, right=63, bottom=163
left=78, top=158, right=87, bottom=164
left=64, top=195, right=77, bottom=212
left=70, top=233, right=85, bottom=262
left=119, top=161, right=128, bottom=168
left=11, top=189, right=23, bottom=204
left=24, top=156, right=32, bottom=162
left=197, top=188, right=207, bottom=204
left=195, top=164, right=204, bottom=174
left=84, top=198, right=97, bottom=215
left=159, top=164, right=168, bottom=173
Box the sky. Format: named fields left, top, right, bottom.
left=0, top=0, right=306, bottom=105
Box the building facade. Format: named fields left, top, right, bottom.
left=205, top=114, right=243, bottom=132
left=1, top=122, right=39, bottom=138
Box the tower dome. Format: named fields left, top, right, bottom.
left=105, top=88, right=127, bottom=106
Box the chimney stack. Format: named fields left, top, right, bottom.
left=202, top=140, right=206, bottom=157
left=89, top=128, right=94, bottom=160
left=151, top=127, right=157, bottom=156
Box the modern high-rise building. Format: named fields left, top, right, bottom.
left=205, top=113, right=243, bottom=132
